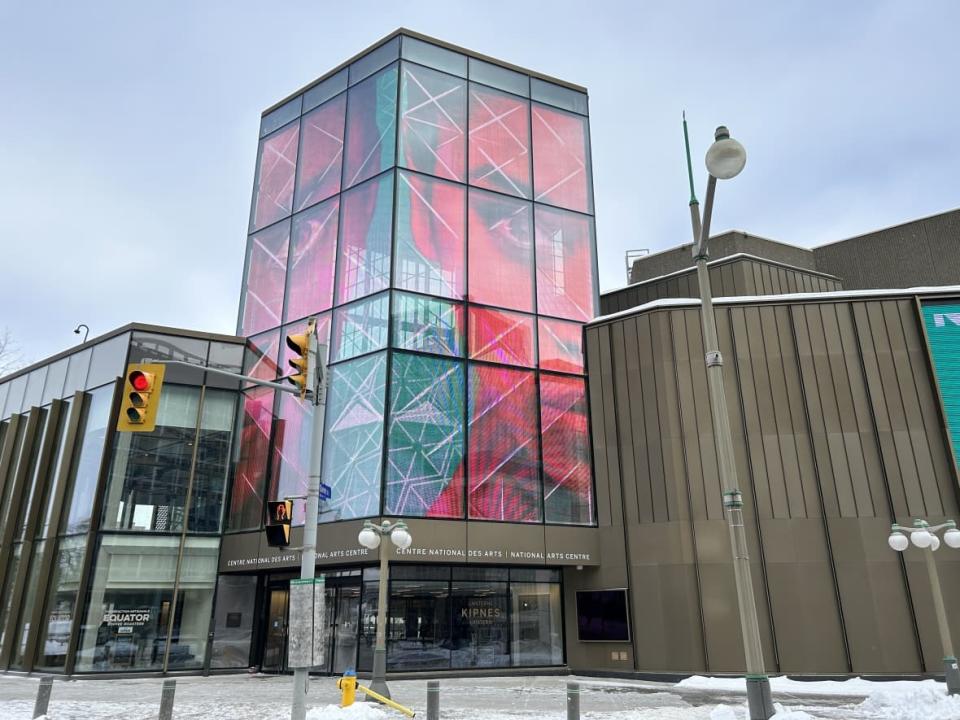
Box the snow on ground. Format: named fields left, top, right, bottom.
left=679, top=673, right=946, bottom=697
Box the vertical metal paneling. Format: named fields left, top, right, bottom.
left=649, top=313, right=679, bottom=522
left=610, top=322, right=644, bottom=525
left=586, top=327, right=614, bottom=527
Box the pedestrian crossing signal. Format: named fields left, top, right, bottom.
left=265, top=499, right=294, bottom=547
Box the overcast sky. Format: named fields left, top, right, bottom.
left=1, top=1, right=958, bottom=365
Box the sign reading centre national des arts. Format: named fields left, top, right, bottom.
left=922, top=301, right=960, bottom=468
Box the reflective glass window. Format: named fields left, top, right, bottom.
left=41, top=358, right=69, bottom=404
left=102, top=385, right=201, bottom=532
left=530, top=78, right=589, bottom=116
left=394, top=171, right=465, bottom=298
left=468, top=85, right=531, bottom=199
left=304, top=68, right=347, bottom=112
left=0, top=544, right=21, bottom=649
left=467, top=364, right=540, bottom=522
left=336, top=172, right=394, bottom=304
left=129, top=333, right=208, bottom=385
left=540, top=374, right=593, bottom=525
left=249, top=121, right=299, bottom=232
left=392, top=292, right=463, bottom=357
left=23, top=368, right=47, bottom=410
left=35, top=536, right=86, bottom=670
left=189, top=390, right=236, bottom=533
left=531, top=104, right=592, bottom=214
left=343, top=64, right=398, bottom=189
left=3, top=375, right=26, bottom=418
left=62, top=384, right=114, bottom=535
left=206, top=342, right=244, bottom=391
left=348, top=36, right=399, bottom=86
left=86, top=333, right=129, bottom=390
left=294, top=96, right=346, bottom=211
left=535, top=206, right=597, bottom=322
left=468, top=58, right=529, bottom=98
left=16, top=407, right=51, bottom=540
left=467, top=190, right=533, bottom=312
left=468, top=307, right=536, bottom=368
left=241, top=222, right=290, bottom=336
left=63, top=348, right=91, bottom=397
left=538, top=318, right=584, bottom=374
left=332, top=293, right=389, bottom=363
left=260, top=96, right=302, bottom=138
left=227, top=386, right=275, bottom=531
left=510, top=581, right=563, bottom=666
left=401, top=36, right=467, bottom=77
left=386, top=354, right=465, bottom=518
left=320, top=352, right=386, bottom=522
left=40, top=399, right=73, bottom=537
left=166, top=537, right=220, bottom=670
left=269, top=391, right=314, bottom=526
left=210, top=574, right=258, bottom=669
left=388, top=580, right=451, bottom=670
left=243, top=329, right=281, bottom=383
left=398, top=63, right=466, bottom=182
left=451, top=580, right=509, bottom=668
left=0, top=384, right=8, bottom=419
left=76, top=535, right=179, bottom=672
left=286, top=198, right=340, bottom=321
left=10, top=539, right=46, bottom=668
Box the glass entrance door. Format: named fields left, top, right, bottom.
left=331, top=585, right=360, bottom=673
left=261, top=588, right=288, bottom=672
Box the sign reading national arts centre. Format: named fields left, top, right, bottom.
left=922, top=301, right=960, bottom=468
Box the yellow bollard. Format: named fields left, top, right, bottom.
left=337, top=670, right=357, bottom=707
left=356, top=683, right=416, bottom=718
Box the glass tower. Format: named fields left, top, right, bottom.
left=233, top=31, right=599, bottom=532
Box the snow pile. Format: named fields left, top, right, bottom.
left=680, top=674, right=945, bottom=697
left=709, top=703, right=813, bottom=719
left=857, top=685, right=960, bottom=720
left=306, top=703, right=390, bottom=719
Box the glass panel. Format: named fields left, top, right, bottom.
left=510, top=581, right=563, bottom=666
left=388, top=580, right=451, bottom=670
left=0, top=385, right=8, bottom=419
left=331, top=585, right=360, bottom=674
left=510, top=567, right=561, bottom=583
left=535, top=206, right=597, bottom=322
left=401, top=36, right=467, bottom=77
left=358, top=579, right=377, bottom=672
left=101, top=386, right=201, bottom=532
left=343, top=64, right=398, bottom=189
left=468, top=58, right=529, bottom=97
left=227, top=386, right=275, bottom=531
left=249, top=121, right=299, bottom=232
left=540, top=374, right=593, bottom=525
left=40, top=398, right=72, bottom=537
left=332, top=293, right=389, bottom=363
left=532, top=104, right=592, bottom=214
left=294, top=96, right=346, bottom=211
left=452, top=566, right=508, bottom=581
left=206, top=342, right=244, bottom=391
left=304, top=68, right=348, bottom=112
left=241, top=222, right=290, bottom=336
left=468, top=85, right=531, bottom=199
left=392, top=292, right=463, bottom=357
left=348, top=36, right=400, bottom=86
left=467, top=364, right=540, bottom=522
left=41, top=358, right=69, bottom=404
left=451, top=580, right=509, bottom=668
left=129, top=333, right=208, bottom=385
left=398, top=63, right=466, bottom=182
left=286, top=198, right=340, bottom=321
left=63, top=348, right=91, bottom=397
left=23, top=368, right=47, bottom=410
left=11, top=539, right=46, bottom=668
left=62, top=384, right=114, bottom=535
left=394, top=171, right=465, bottom=299
left=269, top=392, right=314, bottom=525
left=320, top=352, right=386, bottom=522
left=188, top=390, right=237, bottom=533
left=530, top=78, right=589, bottom=116
left=467, top=190, right=533, bottom=312
left=386, top=354, right=464, bottom=518
left=0, top=544, right=22, bottom=649
left=260, top=96, right=302, bottom=138
left=86, top=333, right=129, bottom=390
left=538, top=318, right=584, bottom=374
left=392, top=565, right=450, bottom=581
left=468, top=307, right=536, bottom=368
left=35, top=536, right=86, bottom=670
left=16, top=407, right=51, bottom=540
left=210, top=574, right=258, bottom=669
left=166, top=537, right=220, bottom=670
left=76, top=535, right=179, bottom=671
left=243, top=329, right=281, bottom=383
left=336, top=172, right=394, bottom=304
left=3, top=375, right=27, bottom=418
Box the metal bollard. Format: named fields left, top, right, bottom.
left=158, top=679, right=177, bottom=720
left=426, top=679, right=440, bottom=720
left=566, top=681, right=580, bottom=720
left=33, top=676, right=53, bottom=719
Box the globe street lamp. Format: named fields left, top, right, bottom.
left=888, top=518, right=960, bottom=694
left=358, top=519, right=412, bottom=700
left=684, top=118, right=774, bottom=720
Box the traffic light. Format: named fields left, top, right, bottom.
left=265, top=499, right=294, bottom=547
left=285, top=318, right=316, bottom=401
left=117, top=363, right=166, bottom=432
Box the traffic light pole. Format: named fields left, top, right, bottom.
left=291, top=331, right=325, bottom=720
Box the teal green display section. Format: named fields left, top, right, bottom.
left=922, top=301, right=960, bottom=467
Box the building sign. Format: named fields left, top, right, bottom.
left=922, top=301, right=960, bottom=469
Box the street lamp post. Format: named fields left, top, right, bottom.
left=684, top=118, right=775, bottom=720
left=888, top=518, right=960, bottom=694
left=357, top=519, right=413, bottom=700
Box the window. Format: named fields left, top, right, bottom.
left=336, top=173, right=394, bottom=304
left=250, top=122, right=299, bottom=232
left=468, top=85, right=531, bottom=199
left=531, top=104, right=592, bottom=214
left=467, top=189, right=533, bottom=312
left=343, top=65, right=398, bottom=190
left=62, top=385, right=115, bottom=535
left=241, top=222, right=290, bottom=336
left=398, top=63, right=466, bottom=182
left=286, top=199, right=340, bottom=322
